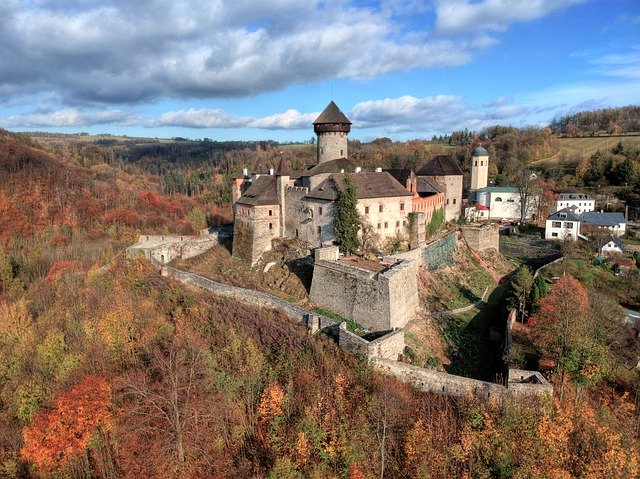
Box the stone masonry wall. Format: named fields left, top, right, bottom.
left=386, top=232, right=458, bottom=271
left=126, top=232, right=222, bottom=264
left=461, top=224, right=500, bottom=251
left=164, top=267, right=551, bottom=404
left=317, top=130, right=348, bottom=164
left=372, top=358, right=552, bottom=403
left=310, top=258, right=417, bottom=332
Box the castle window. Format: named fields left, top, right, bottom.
left=317, top=226, right=321, bottom=234
left=384, top=222, right=388, bottom=229
left=319, top=206, right=323, bottom=216
left=377, top=223, right=381, bottom=229
left=474, top=160, right=477, bottom=166
left=365, top=206, right=370, bottom=214
left=396, top=220, right=400, bottom=228
left=453, top=198, right=456, bottom=205
left=379, top=205, right=383, bottom=213
left=269, top=223, right=273, bottom=230
left=340, top=150, right=343, bottom=156
left=400, top=203, right=404, bottom=211
left=447, top=199, right=450, bottom=205
left=480, top=161, right=484, bottom=166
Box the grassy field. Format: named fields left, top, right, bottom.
left=534, top=135, right=640, bottom=169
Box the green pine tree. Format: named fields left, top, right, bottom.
left=335, top=174, right=360, bottom=254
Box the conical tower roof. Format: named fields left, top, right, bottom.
left=313, top=101, right=351, bottom=125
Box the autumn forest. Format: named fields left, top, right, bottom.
left=2, top=106, right=640, bottom=479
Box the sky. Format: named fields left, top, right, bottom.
left=0, top=0, right=638, bottom=142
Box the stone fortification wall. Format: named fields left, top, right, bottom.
left=164, top=267, right=551, bottom=403
left=372, top=358, right=552, bottom=403
left=373, top=358, right=504, bottom=401
left=461, top=224, right=500, bottom=251
left=366, top=328, right=405, bottom=361
left=314, top=245, right=339, bottom=261
left=385, top=232, right=457, bottom=271
left=127, top=231, right=224, bottom=264
left=232, top=204, right=279, bottom=265
left=507, top=369, right=554, bottom=399
left=283, top=186, right=310, bottom=238
left=310, top=258, right=418, bottom=332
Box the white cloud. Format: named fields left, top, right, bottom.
left=0, top=108, right=140, bottom=127
left=435, top=0, right=588, bottom=35
left=148, top=109, right=248, bottom=129
left=0, top=0, right=523, bottom=106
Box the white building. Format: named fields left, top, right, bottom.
left=545, top=209, right=581, bottom=241
left=550, top=192, right=595, bottom=215
left=581, top=212, right=627, bottom=237
left=474, top=186, right=538, bottom=222
left=601, top=236, right=626, bottom=255
left=470, top=146, right=489, bottom=191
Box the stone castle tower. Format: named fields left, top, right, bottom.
left=313, top=101, right=351, bottom=164
left=470, top=146, right=489, bottom=191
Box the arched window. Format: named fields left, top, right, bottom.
left=495, top=197, right=503, bottom=202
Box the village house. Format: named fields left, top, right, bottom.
left=600, top=236, right=626, bottom=256
left=544, top=209, right=581, bottom=241
left=550, top=192, right=595, bottom=215
left=582, top=211, right=627, bottom=237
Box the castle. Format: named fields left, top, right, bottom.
left=231, top=101, right=465, bottom=265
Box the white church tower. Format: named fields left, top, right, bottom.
left=470, top=146, right=489, bottom=191
left=313, top=101, right=351, bottom=164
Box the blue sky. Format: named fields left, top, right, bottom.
left=0, top=0, right=638, bottom=142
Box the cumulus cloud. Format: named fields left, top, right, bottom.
left=0, top=0, right=578, bottom=107
left=0, top=108, right=140, bottom=128
left=147, top=108, right=317, bottom=130
left=435, top=0, right=588, bottom=35
left=349, top=94, right=552, bottom=134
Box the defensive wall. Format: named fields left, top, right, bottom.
left=461, top=223, right=500, bottom=251
left=372, top=358, right=552, bottom=403
left=126, top=227, right=228, bottom=264
left=163, top=266, right=551, bottom=403
left=385, top=231, right=458, bottom=271
left=309, top=251, right=418, bottom=332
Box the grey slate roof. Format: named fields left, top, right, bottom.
left=236, top=175, right=279, bottom=206
left=558, top=192, right=593, bottom=201
left=547, top=209, right=581, bottom=222
left=416, top=155, right=463, bottom=176
left=417, top=177, right=443, bottom=194
left=581, top=212, right=626, bottom=227
left=305, top=172, right=413, bottom=201
left=313, top=101, right=351, bottom=125
left=304, top=158, right=356, bottom=176
left=606, top=236, right=626, bottom=252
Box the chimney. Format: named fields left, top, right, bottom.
left=355, top=166, right=361, bottom=173
left=600, top=209, right=604, bottom=213
left=375, top=167, right=382, bottom=173
left=243, top=168, right=248, bottom=176
left=269, top=168, right=274, bottom=175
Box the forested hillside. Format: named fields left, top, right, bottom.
left=1, top=125, right=640, bottom=478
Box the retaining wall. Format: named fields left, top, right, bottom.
left=386, top=231, right=458, bottom=271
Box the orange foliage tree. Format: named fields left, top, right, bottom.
left=21, top=375, right=112, bottom=474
